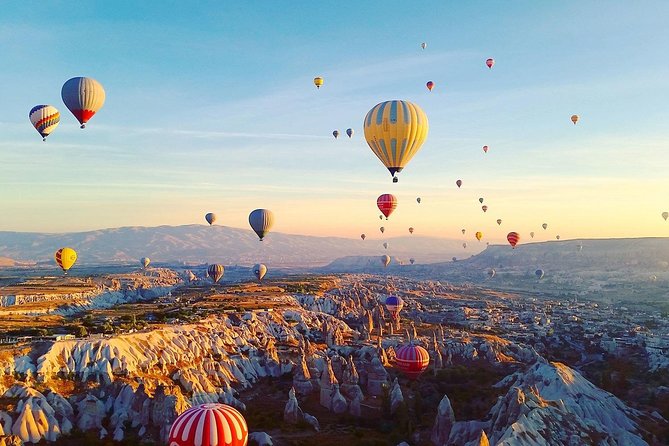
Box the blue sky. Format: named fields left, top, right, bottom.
left=1, top=1, right=668, bottom=243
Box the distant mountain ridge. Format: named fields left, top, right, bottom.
left=0, top=225, right=471, bottom=267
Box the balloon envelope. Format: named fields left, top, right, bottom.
left=377, top=194, right=398, bottom=219
left=421, top=42, right=427, bottom=49
left=381, top=255, right=391, bottom=267
left=426, top=81, right=434, bottom=91
left=380, top=226, right=385, bottom=234
left=461, top=229, right=466, bottom=235
left=385, top=295, right=404, bottom=316
left=249, top=209, right=274, bottom=241
left=479, top=198, right=484, bottom=204
left=205, top=213, right=216, bottom=225
left=168, top=403, right=248, bottom=446
left=29, top=105, right=60, bottom=140
left=361, top=234, right=366, bottom=240
left=395, top=343, right=430, bottom=379
left=409, top=258, right=415, bottom=265
left=571, top=114, right=579, bottom=124
left=346, top=128, right=354, bottom=138
left=253, top=263, right=267, bottom=282
left=314, top=77, right=324, bottom=88
left=497, top=219, right=502, bottom=225
left=488, top=268, right=496, bottom=278
left=140, top=257, right=150, bottom=269
left=383, top=242, right=389, bottom=249
left=483, top=145, right=488, bottom=153
left=408, top=227, right=414, bottom=234
left=535, top=269, right=545, bottom=279
left=207, top=264, right=224, bottom=283
left=482, top=205, right=488, bottom=212
left=55, top=247, right=77, bottom=272
left=364, top=100, right=428, bottom=181
left=663, top=212, right=668, bottom=221
left=486, top=58, right=495, bottom=69
left=456, top=179, right=462, bottom=188
left=61, top=77, right=105, bottom=128
left=542, top=223, right=548, bottom=230
left=332, top=130, right=339, bottom=139
left=475, top=231, right=483, bottom=241
left=507, top=232, right=520, bottom=248
left=530, top=231, right=535, bottom=238
left=416, top=197, right=421, bottom=204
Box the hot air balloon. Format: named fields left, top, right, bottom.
left=475, top=231, right=483, bottom=241
left=488, top=269, right=496, bottom=278
left=379, top=215, right=383, bottom=220
left=361, top=234, right=366, bottom=240
left=208, top=264, right=225, bottom=283
left=332, top=130, right=340, bottom=139
left=409, top=258, right=415, bottom=265
left=479, top=198, right=484, bottom=204
left=383, top=242, right=389, bottom=250
left=421, top=42, right=427, bottom=50
left=140, top=257, right=150, bottom=269
left=456, top=179, right=462, bottom=188
left=395, top=342, right=430, bottom=379
left=482, top=205, right=488, bottom=213
left=662, top=212, right=668, bottom=221
left=364, top=100, right=428, bottom=182
left=187, top=270, right=197, bottom=282
left=377, top=194, right=398, bottom=219
left=346, top=128, right=354, bottom=138
left=542, top=223, right=548, bottom=230
left=452, top=257, right=457, bottom=262
left=205, top=213, right=216, bottom=225
left=168, top=403, right=248, bottom=446
left=535, top=269, right=545, bottom=279
left=314, top=77, right=324, bottom=89
left=507, top=232, right=520, bottom=248
left=385, top=295, right=404, bottom=319
left=497, top=219, right=502, bottom=226
left=463, top=242, right=467, bottom=249
left=253, top=263, right=267, bottom=282
left=55, top=247, right=77, bottom=274
left=408, top=227, right=414, bottom=234
left=29, top=105, right=60, bottom=141
left=486, top=58, right=495, bottom=69
left=61, top=77, right=105, bottom=128
left=556, top=235, right=561, bottom=240
left=416, top=197, right=421, bottom=204
left=381, top=255, right=391, bottom=267
left=571, top=114, right=579, bottom=125
left=249, top=209, right=274, bottom=241
left=483, top=145, right=489, bottom=153
left=426, top=81, right=434, bottom=91
left=530, top=231, right=535, bottom=238
left=461, top=229, right=466, bottom=235
left=380, top=226, right=385, bottom=234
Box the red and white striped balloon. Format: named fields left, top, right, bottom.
left=168, top=403, right=248, bottom=446
left=395, top=343, right=430, bottom=379
left=507, top=232, right=520, bottom=249
left=377, top=194, right=398, bottom=219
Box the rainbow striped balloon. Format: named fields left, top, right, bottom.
left=29, top=105, right=60, bottom=140
left=168, top=403, right=248, bottom=446
left=395, top=343, right=430, bottom=379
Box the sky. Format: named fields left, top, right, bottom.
left=0, top=1, right=668, bottom=243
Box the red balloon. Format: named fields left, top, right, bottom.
left=456, top=179, right=462, bottom=188
left=507, top=232, right=520, bottom=248
left=395, top=343, right=430, bottom=379
left=377, top=194, right=398, bottom=219
left=486, top=58, right=495, bottom=69
left=483, top=145, right=489, bottom=153
left=426, top=81, right=434, bottom=91
left=168, top=403, right=248, bottom=446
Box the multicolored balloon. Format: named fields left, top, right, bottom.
left=395, top=343, right=430, bottom=379
left=249, top=209, right=274, bottom=241
left=364, top=100, right=429, bottom=182
left=205, top=213, right=216, bottom=225
left=253, top=263, right=267, bottom=282
left=140, top=257, right=150, bottom=269
left=29, top=105, right=60, bottom=141
left=456, top=179, right=462, bottom=188
left=507, top=232, right=520, bottom=248
left=208, top=264, right=225, bottom=283
left=168, top=403, right=248, bottom=446
left=381, top=254, right=391, bottom=268
left=55, top=247, right=77, bottom=273
left=377, top=194, right=398, bottom=219
left=314, top=77, right=324, bottom=89
left=475, top=231, right=483, bottom=241
left=486, top=58, right=495, bottom=69
left=426, top=81, right=434, bottom=91
left=61, top=77, right=105, bottom=128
